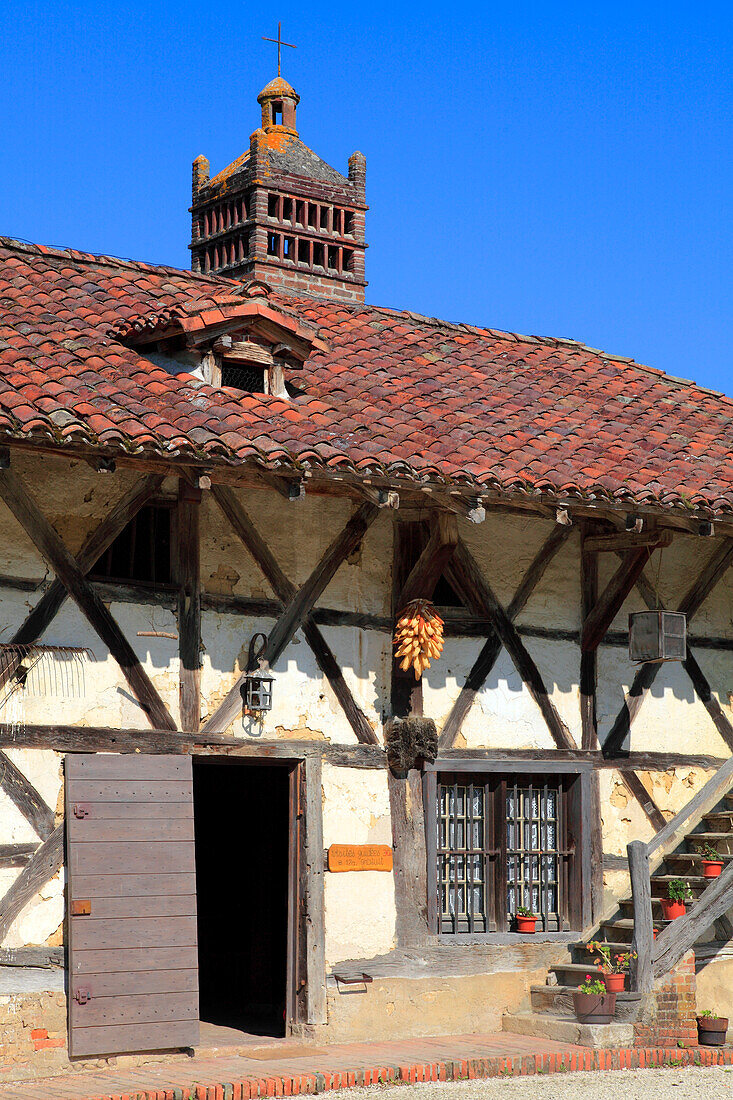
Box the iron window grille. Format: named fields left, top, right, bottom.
left=435, top=773, right=575, bottom=935
left=90, top=502, right=174, bottom=587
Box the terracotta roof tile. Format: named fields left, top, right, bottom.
left=0, top=236, right=732, bottom=516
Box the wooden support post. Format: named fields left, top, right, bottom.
left=0, top=469, right=176, bottom=731
left=653, top=859, right=733, bottom=981
left=445, top=540, right=576, bottom=750
left=177, top=480, right=202, bottom=733
left=391, top=521, right=425, bottom=719
left=398, top=513, right=458, bottom=609
left=580, top=524, right=604, bottom=919
left=303, top=755, right=326, bottom=1024
left=388, top=767, right=431, bottom=946
left=628, top=840, right=654, bottom=994
left=439, top=525, right=571, bottom=750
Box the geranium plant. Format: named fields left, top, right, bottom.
left=666, top=879, right=693, bottom=902
left=578, top=975, right=607, bottom=996
left=588, top=941, right=637, bottom=973
left=696, top=843, right=721, bottom=861
left=516, top=905, right=536, bottom=918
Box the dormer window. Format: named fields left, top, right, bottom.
left=221, top=362, right=266, bottom=394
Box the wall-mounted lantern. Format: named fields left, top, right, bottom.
left=629, top=611, right=687, bottom=663
left=242, top=632, right=275, bottom=714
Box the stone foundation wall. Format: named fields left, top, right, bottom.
left=633, top=951, right=698, bottom=1047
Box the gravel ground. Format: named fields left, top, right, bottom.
left=337, top=1065, right=733, bottom=1099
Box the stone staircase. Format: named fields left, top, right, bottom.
left=503, top=791, right=733, bottom=1045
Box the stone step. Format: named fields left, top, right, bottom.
left=530, top=984, right=642, bottom=1022
left=502, top=1011, right=635, bottom=1048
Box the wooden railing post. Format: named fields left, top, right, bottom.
left=628, top=839, right=654, bottom=993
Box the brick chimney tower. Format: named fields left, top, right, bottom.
left=190, top=78, right=367, bottom=302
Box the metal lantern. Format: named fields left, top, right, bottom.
left=242, top=632, right=275, bottom=714
left=629, top=611, right=687, bottom=663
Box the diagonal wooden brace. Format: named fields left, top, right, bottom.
left=0, top=469, right=176, bottom=731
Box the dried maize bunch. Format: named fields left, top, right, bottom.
left=393, top=598, right=445, bottom=679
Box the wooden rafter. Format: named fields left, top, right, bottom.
left=0, top=472, right=164, bottom=690
left=205, top=486, right=379, bottom=741
left=603, top=539, right=733, bottom=756
left=445, top=539, right=577, bottom=751
left=0, top=468, right=176, bottom=731
left=438, top=525, right=571, bottom=749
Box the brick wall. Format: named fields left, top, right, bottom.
left=633, top=950, right=698, bottom=1047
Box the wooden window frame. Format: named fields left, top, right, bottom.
left=423, top=758, right=595, bottom=941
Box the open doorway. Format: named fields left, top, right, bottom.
left=193, top=758, right=292, bottom=1039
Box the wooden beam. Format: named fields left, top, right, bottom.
left=445, top=540, right=576, bottom=750
left=583, top=530, right=673, bottom=554
left=653, top=858, right=733, bottom=981
left=207, top=487, right=379, bottom=740
left=388, top=769, right=430, bottom=946
left=581, top=546, right=652, bottom=651
left=177, top=480, right=202, bottom=732
left=628, top=840, right=654, bottom=993
left=303, top=755, right=327, bottom=1024
left=0, top=469, right=176, bottom=731
left=620, top=770, right=667, bottom=831
left=398, top=513, right=458, bottom=609
left=438, top=525, right=571, bottom=750
left=0, top=751, right=55, bottom=839
left=0, top=824, right=63, bottom=942
left=0, top=843, right=38, bottom=868
left=0, top=472, right=164, bottom=690
left=580, top=522, right=599, bottom=749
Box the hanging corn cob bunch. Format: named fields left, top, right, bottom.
left=393, top=599, right=445, bottom=679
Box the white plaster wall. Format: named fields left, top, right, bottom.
left=321, top=764, right=396, bottom=965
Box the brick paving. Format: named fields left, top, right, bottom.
left=2, top=1033, right=733, bottom=1100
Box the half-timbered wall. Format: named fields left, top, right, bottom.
left=2, top=450, right=733, bottom=1053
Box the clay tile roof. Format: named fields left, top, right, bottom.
left=1, top=235, right=733, bottom=517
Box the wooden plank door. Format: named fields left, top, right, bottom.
left=66, top=754, right=199, bottom=1058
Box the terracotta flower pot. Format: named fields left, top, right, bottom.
left=515, top=915, right=536, bottom=933
left=601, top=971, right=626, bottom=993
left=697, top=1016, right=728, bottom=1046
left=660, top=897, right=686, bottom=920
left=573, top=990, right=616, bottom=1023
left=701, top=860, right=724, bottom=878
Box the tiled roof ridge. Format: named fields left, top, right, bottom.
left=2, top=234, right=730, bottom=406
left=0, top=236, right=233, bottom=287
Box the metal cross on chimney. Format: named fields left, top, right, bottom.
left=262, top=22, right=297, bottom=77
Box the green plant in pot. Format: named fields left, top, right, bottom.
left=514, top=905, right=537, bottom=933
left=660, top=878, right=693, bottom=920
left=697, top=1009, right=729, bottom=1046
left=696, top=842, right=725, bottom=879
left=588, top=941, right=637, bottom=993
left=573, top=974, right=616, bottom=1024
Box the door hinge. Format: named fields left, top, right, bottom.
left=73, top=803, right=91, bottom=819
left=74, top=989, right=91, bottom=1005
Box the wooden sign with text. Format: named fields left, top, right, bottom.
left=327, top=844, right=393, bottom=873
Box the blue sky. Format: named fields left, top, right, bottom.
left=2, top=2, right=731, bottom=387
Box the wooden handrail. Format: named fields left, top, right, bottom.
left=647, top=751, right=733, bottom=857
left=652, top=859, right=733, bottom=980
left=627, top=750, right=733, bottom=991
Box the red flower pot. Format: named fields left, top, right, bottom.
left=660, top=897, right=686, bottom=920
left=702, top=860, right=724, bottom=878
left=573, top=991, right=616, bottom=1023
left=515, top=915, right=536, bottom=933
left=697, top=1016, right=728, bottom=1046
left=601, top=971, right=626, bottom=993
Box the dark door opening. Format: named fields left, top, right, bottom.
left=193, top=758, right=291, bottom=1038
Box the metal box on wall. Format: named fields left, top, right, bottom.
left=628, top=611, right=687, bottom=663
